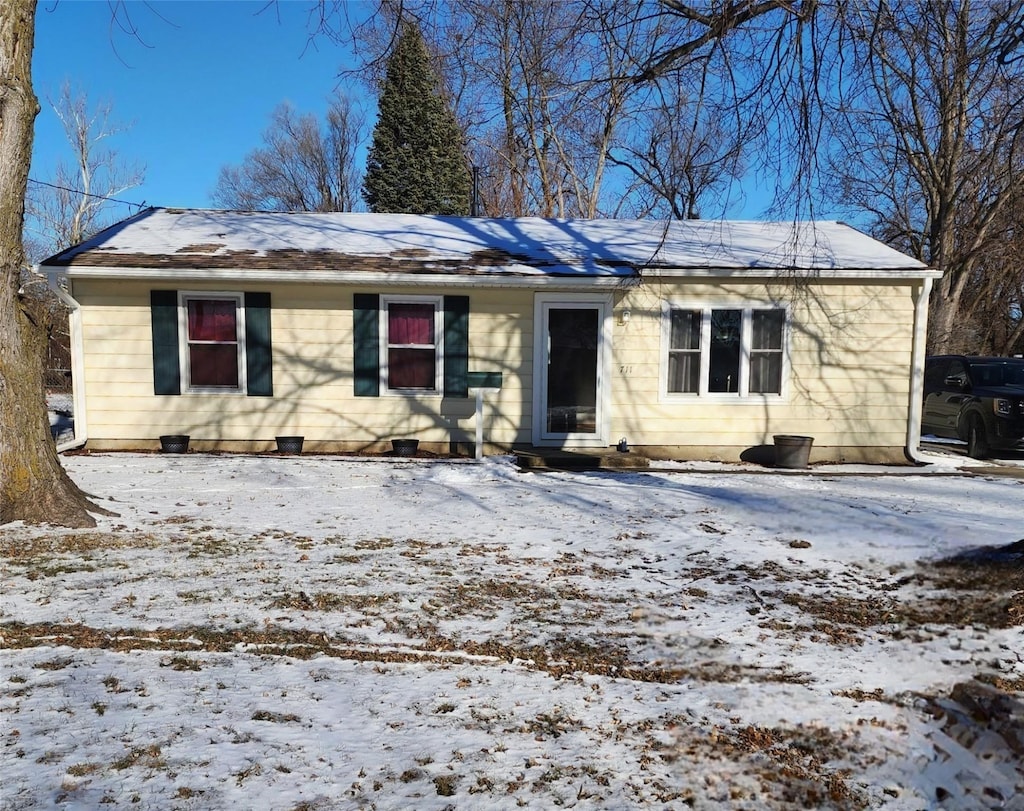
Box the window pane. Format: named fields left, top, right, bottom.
left=749, top=353, right=782, bottom=393
left=924, top=358, right=950, bottom=391
left=709, top=309, right=741, bottom=392
left=752, top=310, right=784, bottom=350
left=668, top=352, right=700, bottom=393
left=1005, top=363, right=1024, bottom=385
left=670, top=309, right=700, bottom=350
left=545, top=308, right=599, bottom=434
left=189, top=344, right=239, bottom=387
left=389, top=347, right=436, bottom=389
left=188, top=300, right=237, bottom=342
left=389, top=303, right=434, bottom=346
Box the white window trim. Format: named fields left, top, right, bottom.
left=379, top=294, right=444, bottom=396
left=660, top=302, right=789, bottom=401
left=178, top=291, right=247, bottom=394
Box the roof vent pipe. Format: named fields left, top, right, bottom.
left=471, top=166, right=480, bottom=217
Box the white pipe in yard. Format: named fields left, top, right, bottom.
left=473, top=387, right=500, bottom=461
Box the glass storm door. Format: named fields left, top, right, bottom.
left=536, top=299, right=608, bottom=446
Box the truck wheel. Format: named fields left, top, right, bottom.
left=966, top=415, right=990, bottom=459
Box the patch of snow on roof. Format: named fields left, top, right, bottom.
left=49, top=208, right=929, bottom=272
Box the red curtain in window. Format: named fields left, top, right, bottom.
left=187, top=299, right=238, bottom=387
left=188, top=300, right=237, bottom=341
left=388, top=303, right=434, bottom=345
left=388, top=348, right=436, bottom=388
left=190, top=346, right=240, bottom=387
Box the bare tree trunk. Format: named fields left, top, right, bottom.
left=1, top=0, right=105, bottom=527
left=497, top=0, right=527, bottom=216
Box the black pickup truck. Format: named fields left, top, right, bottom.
left=922, top=355, right=1024, bottom=458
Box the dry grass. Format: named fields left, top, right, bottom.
left=4, top=520, right=1022, bottom=809
left=0, top=531, right=164, bottom=560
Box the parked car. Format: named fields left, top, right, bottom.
left=922, top=355, right=1024, bottom=458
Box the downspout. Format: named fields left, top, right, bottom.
left=44, top=267, right=88, bottom=452
left=905, top=276, right=933, bottom=465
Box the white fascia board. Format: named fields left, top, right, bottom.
left=60, top=263, right=942, bottom=285
left=60, top=266, right=633, bottom=288
left=649, top=266, right=942, bottom=280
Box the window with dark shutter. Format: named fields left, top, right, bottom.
left=150, top=290, right=273, bottom=396
left=356, top=294, right=470, bottom=398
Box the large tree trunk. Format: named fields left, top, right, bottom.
left=1, top=0, right=104, bottom=527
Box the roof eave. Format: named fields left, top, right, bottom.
left=648, top=265, right=940, bottom=280
left=56, top=264, right=942, bottom=284
left=57, top=266, right=634, bottom=288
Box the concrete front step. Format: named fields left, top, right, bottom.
left=514, top=450, right=649, bottom=471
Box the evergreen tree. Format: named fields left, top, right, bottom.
left=363, top=22, right=471, bottom=215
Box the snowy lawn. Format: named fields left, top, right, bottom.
left=1, top=453, right=1022, bottom=810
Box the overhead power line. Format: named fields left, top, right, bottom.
left=27, top=178, right=147, bottom=211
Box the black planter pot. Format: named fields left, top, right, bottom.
left=773, top=435, right=814, bottom=469
left=391, top=439, right=419, bottom=457
left=159, top=434, right=190, bottom=454
left=276, top=435, right=304, bottom=454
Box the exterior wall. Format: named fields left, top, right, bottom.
left=71, top=274, right=921, bottom=462
left=71, top=279, right=534, bottom=453
left=608, top=278, right=920, bottom=463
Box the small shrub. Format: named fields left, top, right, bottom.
left=434, top=775, right=458, bottom=796
left=251, top=710, right=300, bottom=723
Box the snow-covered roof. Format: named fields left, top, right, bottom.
left=43, top=207, right=936, bottom=281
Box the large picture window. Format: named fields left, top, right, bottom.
left=383, top=297, right=441, bottom=392
left=666, top=306, right=786, bottom=397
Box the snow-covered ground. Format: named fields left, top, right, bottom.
left=2, top=453, right=1022, bottom=810
left=45, top=394, right=75, bottom=445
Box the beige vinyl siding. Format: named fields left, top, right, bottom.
left=72, top=280, right=536, bottom=449
left=608, top=279, right=918, bottom=456
left=71, top=274, right=921, bottom=460
left=463, top=289, right=533, bottom=444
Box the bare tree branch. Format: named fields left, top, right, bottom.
left=211, top=93, right=364, bottom=212
left=24, top=82, right=145, bottom=261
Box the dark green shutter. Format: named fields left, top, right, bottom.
left=353, top=293, right=380, bottom=396
left=150, top=290, right=180, bottom=395
left=443, top=295, right=469, bottom=397
left=245, top=292, right=273, bottom=396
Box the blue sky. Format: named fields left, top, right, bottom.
left=31, top=1, right=365, bottom=217
left=30, top=1, right=786, bottom=222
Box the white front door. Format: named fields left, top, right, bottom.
left=533, top=294, right=611, bottom=447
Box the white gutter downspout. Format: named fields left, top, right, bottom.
left=905, top=276, right=933, bottom=464
left=44, top=267, right=88, bottom=452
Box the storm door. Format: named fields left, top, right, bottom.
left=534, top=296, right=610, bottom=447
